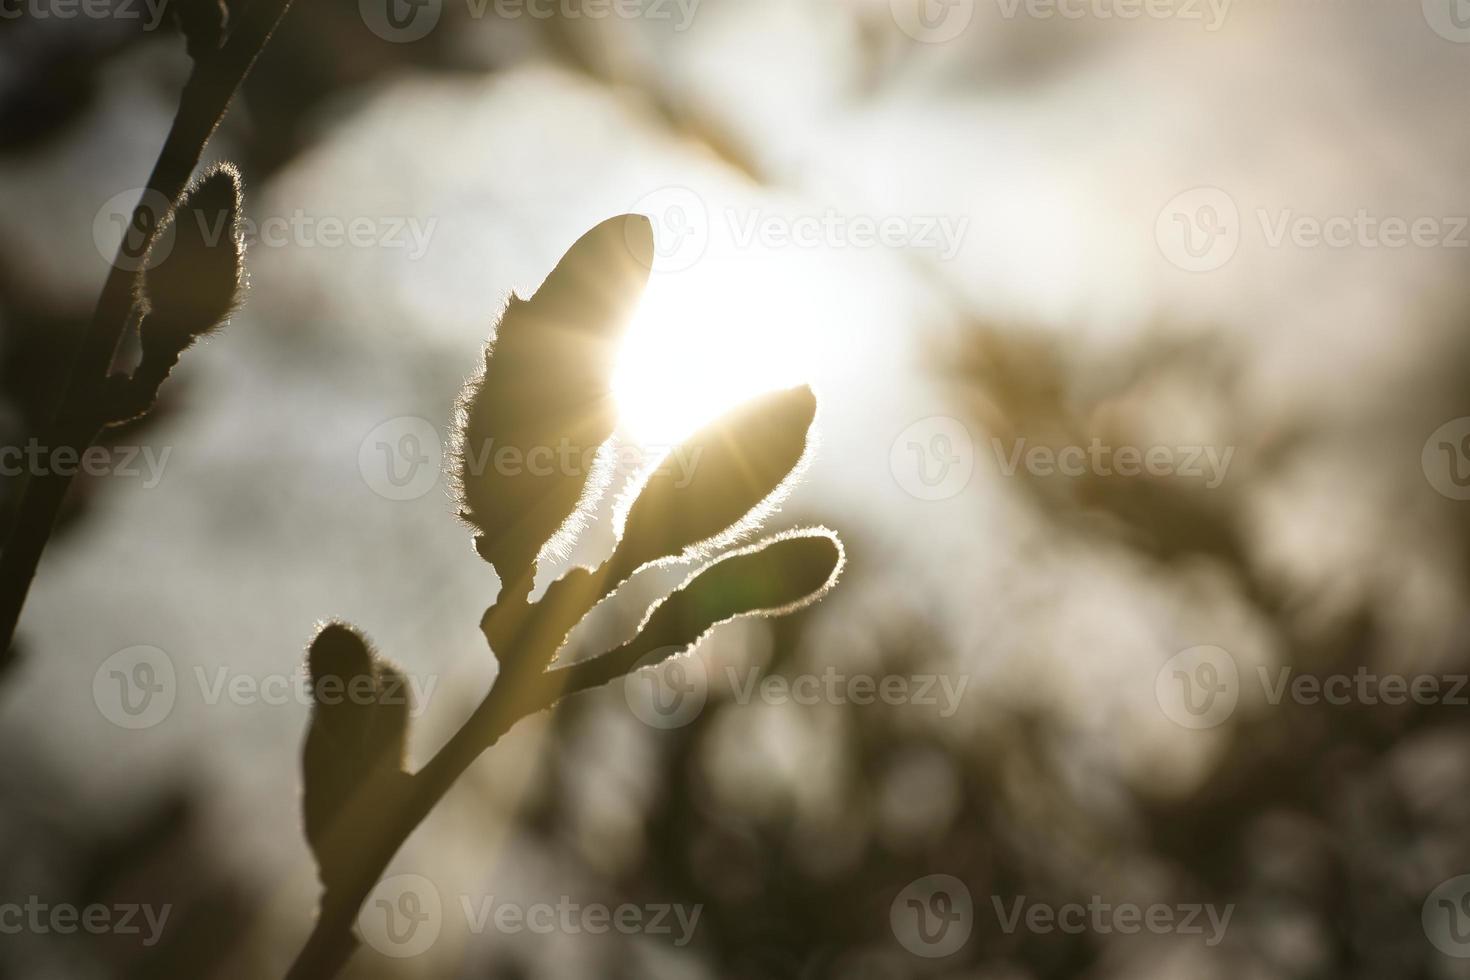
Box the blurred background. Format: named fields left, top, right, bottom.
left=3, top=0, right=1470, bottom=976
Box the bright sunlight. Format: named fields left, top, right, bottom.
left=612, top=261, right=818, bottom=447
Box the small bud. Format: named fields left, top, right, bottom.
left=557, top=528, right=844, bottom=694
left=137, top=163, right=245, bottom=362
left=301, top=620, right=412, bottom=888
left=613, top=385, right=817, bottom=578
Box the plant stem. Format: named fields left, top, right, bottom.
left=0, top=0, right=298, bottom=653
left=284, top=664, right=564, bottom=980
left=283, top=607, right=680, bottom=980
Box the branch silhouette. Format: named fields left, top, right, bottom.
left=0, top=0, right=297, bottom=653
left=288, top=216, right=844, bottom=979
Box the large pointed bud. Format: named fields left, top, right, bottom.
left=455, top=215, right=654, bottom=589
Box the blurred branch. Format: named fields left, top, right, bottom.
left=0, top=0, right=299, bottom=653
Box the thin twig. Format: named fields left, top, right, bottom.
left=0, top=0, right=298, bottom=652
left=283, top=661, right=568, bottom=979
left=285, top=588, right=727, bottom=979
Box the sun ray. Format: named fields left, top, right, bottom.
left=612, top=266, right=812, bottom=447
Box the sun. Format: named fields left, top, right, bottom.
left=612, top=265, right=814, bottom=448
